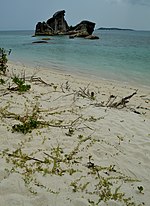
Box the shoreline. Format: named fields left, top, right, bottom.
left=9, top=60, right=150, bottom=91
left=7, top=61, right=150, bottom=120
left=1, top=29, right=150, bottom=89
left=0, top=61, right=150, bottom=205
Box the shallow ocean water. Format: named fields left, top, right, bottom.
left=0, top=29, right=150, bottom=87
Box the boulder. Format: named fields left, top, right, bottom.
left=68, top=21, right=95, bottom=37
left=35, top=22, right=53, bottom=36
left=34, top=10, right=96, bottom=38
left=69, top=35, right=75, bottom=39
left=85, top=35, right=99, bottom=40
left=32, top=40, right=48, bottom=44
left=42, top=38, right=51, bottom=40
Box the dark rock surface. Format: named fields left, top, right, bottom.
left=67, top=21, right=95, bottom=37
left=85, top=35, right=99, bottom=40
left=32, top=40, right=48, bottom=44
left=35, top=10, right=69, bottom=36
left=35, top=10, right=96, bottom=38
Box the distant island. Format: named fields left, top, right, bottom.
left=98, top=27, right=134, bottom=31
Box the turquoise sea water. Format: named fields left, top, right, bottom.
left=0, top=30, right=150, bottom=87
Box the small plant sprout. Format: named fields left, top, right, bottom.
left=65, top=128, right=74, bottom=136
left=137, top=186, right=144, bottom=194
left=117, top=135, right=124, bottom=145
left=53, top=85, right=57, bottom=91
left=91, top=91, right=95, bottom=100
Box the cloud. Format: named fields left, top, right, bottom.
left=127, top=0, right=150, bottom=6
left=109, top=0, right=150, bottom=6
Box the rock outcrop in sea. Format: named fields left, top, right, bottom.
left=35, top=10, right=99, bottom=39
left=35, top=10, right=69, bottom=36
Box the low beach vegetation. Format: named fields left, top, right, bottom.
left=0, top=78, right=5, bottom=85
left=11, top=75, right=31, bottom=92
left=0, top=48, right=8, bottom=75
left=0, top=47, right=147, bottom=206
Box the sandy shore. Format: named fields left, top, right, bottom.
left=0, top=62, right=150, bottom=206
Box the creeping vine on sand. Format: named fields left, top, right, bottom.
left=0, top=48, right=146, bottom=205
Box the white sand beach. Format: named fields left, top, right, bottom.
left=0, top=62, right=150, bottom=206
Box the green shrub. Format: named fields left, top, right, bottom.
left=12, top=117, right=39, bottom=134
left=0, top=78, right=5, bottom=84
left=12, top=76, right=31, bottom=92
left=0, top=48, right=8, bottom=75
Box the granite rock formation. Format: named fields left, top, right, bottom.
left=35, top=10, right=96, bottom=38
left=68, top=20, right=95, bottom=37
left=35, top=10, right=69, bottom=36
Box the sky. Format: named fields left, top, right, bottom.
left=0, top=0, right=150, bottom=31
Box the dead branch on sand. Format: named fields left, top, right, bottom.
left=28, top=76, right=53, bottom=86
left=107, top=91, right=137, bottom=108
left=94, top=91, right=137, bottom=109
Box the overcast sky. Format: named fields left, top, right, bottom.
left=0, top=0, right=150, bottom=31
